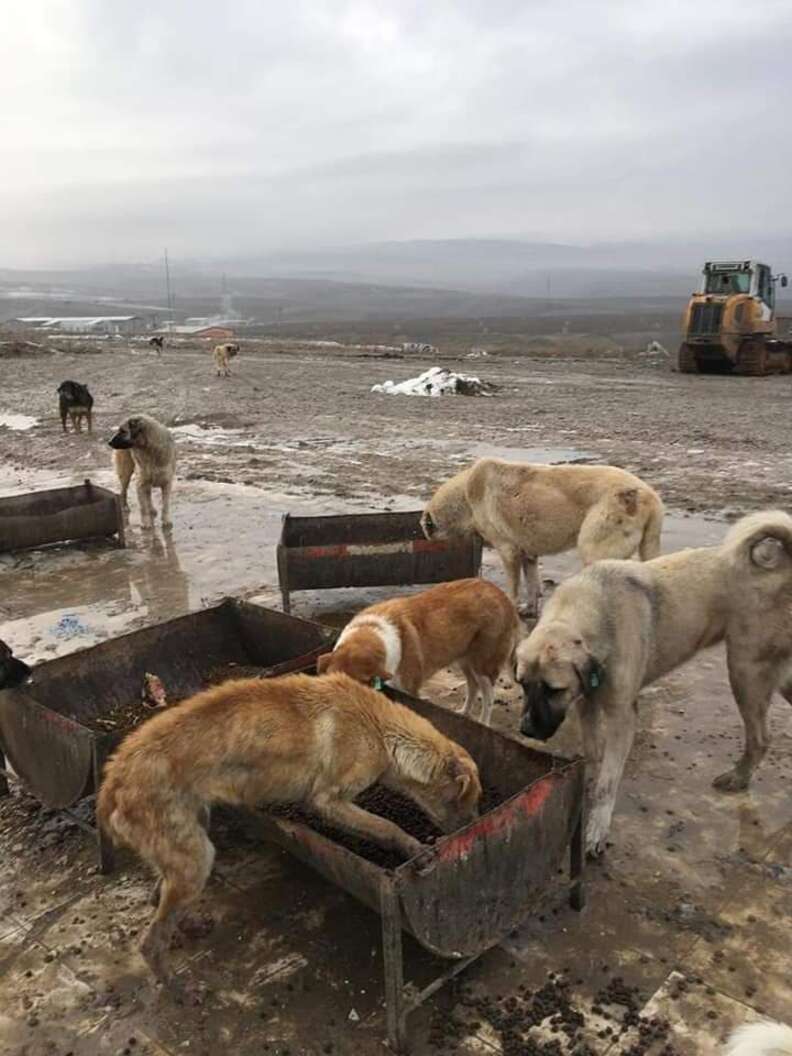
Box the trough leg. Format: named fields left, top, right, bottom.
left=380, top=876, right=408, bottom=1052
left=0, top=749, right=10, bottom=797
left=569, top=810, right=585, bottom=912
left=281, top=588, right=291, bottom=614
left=93, top=742, right=116, bottom=875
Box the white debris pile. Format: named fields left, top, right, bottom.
left=372, top=366, right=495, bottom=397
left=642, top=340, right=669, bottom=357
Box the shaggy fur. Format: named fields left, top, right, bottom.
left=317, top=579, right=520, bottom=725
left=213, top=343, right=240, bottom=377
left=97, top=672, right=481, bottom=988
left=724, top=1021, right=792, bottom=1056
left=421, top=458, right=664, bottom=615
left=515, top=510, right=792, bottom=856
left=109, top=414, right=176, bottom=530
left=57, top=380, right=94, bottom=434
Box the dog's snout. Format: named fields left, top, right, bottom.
left=519, top=680, right=565, bottom=741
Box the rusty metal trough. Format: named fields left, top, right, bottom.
left=0, top=599, right=336, bottom=870
left=0, top=479, right=125, bottom=552
left=276, top=509, right=482, bottom=612
left=251, top=690, right=585, bottom=1051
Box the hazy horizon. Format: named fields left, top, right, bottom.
left=3, top=1, right=792, bottom=269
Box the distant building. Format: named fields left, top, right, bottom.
left=9, top=316, right=144, bottom=335
left=153, top=324, right=236, bottom=340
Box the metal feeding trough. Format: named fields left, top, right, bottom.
left=276, top=509, right=482, bottom=612
left=0, top=479, right=125, bottom=552
left=251, top=690, right=585, bottom=1052
left=0, top=599, right=336, bottom=871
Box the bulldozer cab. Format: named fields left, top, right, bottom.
left=700, top=260, right=774, bottom=309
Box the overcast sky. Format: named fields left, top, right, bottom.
left=2, top=0, right=791, bottom=267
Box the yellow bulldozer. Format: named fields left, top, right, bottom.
left=678, top=260, right=792, bottom=375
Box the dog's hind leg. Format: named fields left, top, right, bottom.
left=713, top=651, right=775, bottom=792
left=312, top=795, right=423, bottom=859
left=579, top=700, right=636, bottom=857
left=459, top=662, right=481, bottom=717
left=141, top=823, right=215, bottom=990
left=160, top=481, right=173, bottom=530
left=477, top=675, right=495, bottom=726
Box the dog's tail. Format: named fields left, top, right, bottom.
left=638, top=493, right=665, bottom=561
left=721, top=510, right=792, bottom=573
left=724, top=1021, right=792, bottom=1056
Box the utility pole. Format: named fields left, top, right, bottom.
left=164, top=249, right=174, bottom=331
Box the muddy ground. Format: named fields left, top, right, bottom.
left=0, top=342, right=790, bottom=1056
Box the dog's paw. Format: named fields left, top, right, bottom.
left=162, top=519, right=173, bottom=530
left=712, top=768, right=749, bottom=793
left=141, top=522, right=154, bottom=531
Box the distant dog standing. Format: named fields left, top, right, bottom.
left=317, top=579, right=519, bottom=725
left=57, top=381, right=94, bottom=434
left=109, top=414, right=176, bottom=530
left=515, top=511, right=792, bottom=856
left=213, top=343, right=239, bottom=377
left=149, top=336, right=164, bottom=353
left=421, top=458, right=665, bottom=615
left=97, top=672, right=481, bottom=988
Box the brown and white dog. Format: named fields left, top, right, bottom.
left=97, top=671, right=481, bottom=990
left=317, top=579, right=519, bottom=725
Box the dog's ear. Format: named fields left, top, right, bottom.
left=575, top=655, right=605, bottom=696
left=446, top=755, right=475, bottom=801
left=750, top=536, right=787, bottom=570
left=618, top=488, right=639, bottom=516
left=316, top=652, right=333, bottom=674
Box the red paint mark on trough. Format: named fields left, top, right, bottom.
left=433, top=774, right=560, bottom=864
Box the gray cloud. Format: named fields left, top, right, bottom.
left=2, top=0, right=791, bottom=266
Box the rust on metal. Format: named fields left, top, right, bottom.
left=277, top=510, right=482, bottom=612
left=0, top=479, right=125, bottom=552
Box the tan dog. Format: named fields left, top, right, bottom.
left=213, top=342, right=239, bottom=377
left=317, top=579, right=519, bottom=725
left=515, top=511, right=792, bottom=856
left=109, top=414, right=176, bottom=530
left=97, top=672, right=481, bottom=989
left=421, top=458, right=664, bottom=615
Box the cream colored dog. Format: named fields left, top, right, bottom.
left=98, top=672, right=481, bottom=989
left=515, top=511, right=792, bottom=856
left=109, top=414, right=176, bottom=530
left=421, top=458, right=664, bottom=615
left=317, top=579, right=519, bottom=725
left=213, top=342, right=239, bottom=377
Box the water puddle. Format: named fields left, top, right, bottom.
left=0, top=413, right=38, bottom=431
left=470, top=443, right=596, bottom=464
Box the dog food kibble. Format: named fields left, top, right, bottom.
left=428, top=972, right=680, bottom=1055
left=270, top=782, right=503, bottom=869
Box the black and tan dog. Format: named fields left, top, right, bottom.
left=57, top=381, right=94, bottom=434
left=0, top=640, right=30, bottom=690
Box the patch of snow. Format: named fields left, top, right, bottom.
left=372, top=366, right=495, bottom=397
left=0, top=413, right=38, bottom=431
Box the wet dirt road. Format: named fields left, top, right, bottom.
left=0, top=346, right=790, bottom=1055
